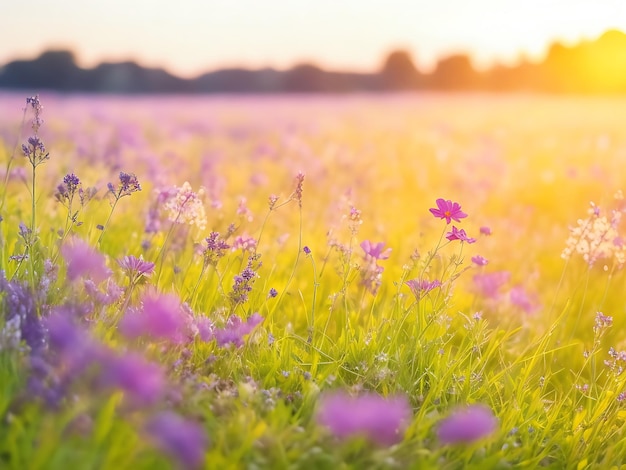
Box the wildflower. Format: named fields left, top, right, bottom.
left=405, top=278, right=442, bottom=299
left=120, top=290, right=190, bottom=343
left=437, top=404, right=497, bottom=444
left=195, top=317, right=214, bottom=342
left=232, top=235, right=256, bottom=253
left=146, top=412, right=207, bottom=469
left=473, top=271, right=510, bottom=299
left=293, top=172, right=305, bottom=207
left=268, top=288, right=278, bottom=299
left=594, top=311, right=613, bottom=335
left=118, top=255, right=155, bottom=284
left=303, top=246, right=311, bottom=255
left=229, top=256, right=260, bottom=306
left=201, top=232, right=230, bottom=267
left=446, top=226, right=476, bottom=244
left=61, top=238, right=111, bottom=284
left=99, top=352, right=165, bottom=404
left=509, top=285, right=540, bottom=314
left=107, top=171, right=141, bottom=200
left=480, top=226, right=492, bottom=236
left=429, top=199, right=468, bottom=224
left=471, top=255, right=488, bottom=266
left=163, top=182, right=207, bottom=231
left=214, top=313, right=264, bottom=347
left=316, top=391, right=412, bottom=446
left=0, top=273, right=45, bottom=353
left=360, top=240, right=392, bottom=261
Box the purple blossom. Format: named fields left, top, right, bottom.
left=446, top=226, right=476, bottom=244
left=473, top=271, right=510, bottom=298
left=118, top=255, right=155, bottom=283
left=108, top=171, right=141, bottom=200
left=202, top=232, right=230, bottom=267
left=317, top=391, right=412, bottom=446
left=471, top=255, right=489, bottom=266
left=405, top=278, right=442, bottom=299
left=120, top=290, right=189, bottom=343
left=509, top=285, right=540, bottom=314
left=429, top=199, right=468, bottom=224
left=100, top=352, right=165, bottom=404
left=268, top=288, right=278, bottom=299
left=61, top=238, right=111, bottom=284
left=303, top=246, right=311, bottom=255
left=232, top=235, right=257, bottom=252
left=437, top=404, right=497, bottom=444
left=480, top=226, right=492, bottom=236
left=0, top=273, right=45, bottom=353
left=145, top=412, right=207, bottom=469
left=214, top=313, right=264, bottom=347
left=360, top=240, right=392, bottom=260
left=229, top=257, right=259, bottom=305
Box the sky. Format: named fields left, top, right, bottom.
left=3, top=0, right=626, bottom=78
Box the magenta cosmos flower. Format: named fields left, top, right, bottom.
left=429, top=199, right=468, bottom=224
left=446, top=226, right=476, bottom=244
left=317, top=391, right=412, bottom=446
left=405, top=278, right=442, bottom=299
left=437, top=404, right=497, bottom=444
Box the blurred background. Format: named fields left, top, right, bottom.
left=2, top=0, right=626, bottom=93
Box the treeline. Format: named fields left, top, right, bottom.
left=1, top=30, right=626, bottom=93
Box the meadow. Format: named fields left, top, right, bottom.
left=1, top=92, right=626, bottom=469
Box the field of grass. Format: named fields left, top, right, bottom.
left=1, top=92, right=626, bottom=469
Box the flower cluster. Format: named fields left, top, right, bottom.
left=107, top=172, right=141, bottom=201
left=21, top=95, right=49, bottom=167
left=163, top=182, right=207, bottom=231
left=229, top=255, right=261, bottom=306
left=202, top=232, right=230, bottom=267
left=561, top=202, right=625, bottom=268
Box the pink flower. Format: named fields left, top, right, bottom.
left=214, top=313, right=264, bottom=347
left=360, top=240, right=392, bottom=260
left=480, top=226, right=492, bottom=236
left=509, top=285, right=540, bottom=314
left=473, top=271, right=510, bottom=298
left=120, top=290, right=190, bottom=343
left=429, top=199, right=468, bottom=224
left=405, top=278, right=442, bottom=299
left=446, top=226, right=476, bottom=244
left=317, top=391, right=412, bottom=446
left=61, top=238, right=111, bottom=284
left=146, top=412, right=207, bottom=469
left=437, top=404, right=497, bottom=444
left=471, top=255, right=488, bottom=266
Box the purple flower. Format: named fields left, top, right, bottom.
left=405, top=278, right=442, bottom=299
left=118, top=255, right=155, bottom=282
left=446, top=226, right=476, bottom=244
left=268, top=288, right=278, bottom=299
left=429, top=199, right=468, bottom=224
left=471, top=255, right=488, bottom=266
left=480, top=226, right=492, bottom=236
left=437, top=404, right=497, bottom=444
left=232, top=235, right=257, bottom=252
left=120, top=290, right=189, bottom=343
left=360, top=240, right=392, bottom=260
left=100, top=352, right=165, bottom=404
left=202, top=232, right=230, bottom=266
left=303, top=246, right=311, bottom=255
left=61, top=238, right=111, bottom=284
left=214, top=313, right=263, bottom=347
left=108, top=171, right=141, bottom=200
left=317, top=391, right=412, bottom=446
left=146, top=412, right=207, bottom=469
left=473, top=271, right=510, bottom=298
left=509, top=285, right=540, bottom=314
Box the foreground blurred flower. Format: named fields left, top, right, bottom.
left=100, top=352, right=165, bottom=404
left=61, top=237, right=111, bottom=284
left=146, top=411, right=207, bottom=469
left=121, top=290, right=190, bottom=343
left=471, top=255, right=489, bottom=266
left=118, top=255, right=155, bottom=284
left=316, top=391, right=411, bottom=446
left=429, top=199, right=468, bottom=224
left=437, top=404, right=497, bottom=444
